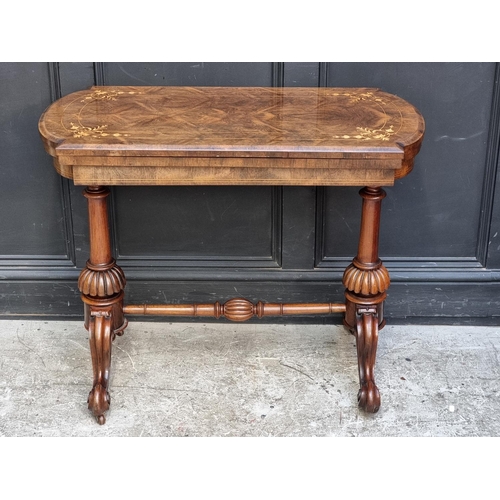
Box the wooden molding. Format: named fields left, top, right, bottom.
left=93, top=62, right=106, bottom=86
left=272, top=62, right=285, bottom=87
left=318, top=62, right=329, bottom=87
left=477, top=62, right=500, bottom=266
left=48, top=62, right=62, bottom=101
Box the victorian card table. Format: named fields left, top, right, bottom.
left=39, top=86, right=424, bottom=424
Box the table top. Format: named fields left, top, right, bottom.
left=39, top=86, right=425, bottom=186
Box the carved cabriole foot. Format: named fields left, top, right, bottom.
left=87, top=308, right=113, bottom=425
left=345, top=296, right=384, bottom=412
left=343, top=291, right=385, bottom=413
left=81, top=293, right=127, bottom=425
left=354, top=306, right=381, bottom=413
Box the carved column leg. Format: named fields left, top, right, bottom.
left=342, top=186, right=390, bottom=413
left=78, top=186, right=127, bottom=424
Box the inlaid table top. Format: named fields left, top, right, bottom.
left=39, top=86, right=425, bottom=186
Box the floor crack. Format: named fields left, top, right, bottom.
left=279, top=361, right=314, bottom=381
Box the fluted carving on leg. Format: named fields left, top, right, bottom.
left=78, top=260, right=126, bottom=297
left=343, top=260, right=390, bottom=295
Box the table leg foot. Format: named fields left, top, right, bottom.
left=355, top=307, right=380, bottom=413
left=88, top=384, right=110, bottom=425
left=80, top=186, right=127, bottom=424
left=342, top=186, right=388, bottom=413
left=87, top=308, right=113, bottom=424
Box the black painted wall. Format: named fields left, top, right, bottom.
left=1, top=62, right=499, bottom=323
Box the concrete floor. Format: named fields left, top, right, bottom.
left=0, top=319, right=499, bottom=436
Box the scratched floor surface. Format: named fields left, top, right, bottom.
left=0, top=320, right=499, bottom=437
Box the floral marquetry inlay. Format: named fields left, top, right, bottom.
left=332, top=125, right=396, bottom=142
left=70, top=123, right=130, bottom=139
left=331, top=91, right=387, bottom=104
left=68, top=89, right=143, bottom=138
left=80, top=89, right=141, bottom=102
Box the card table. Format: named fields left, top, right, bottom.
left=39, top=86, right=424, bottom=424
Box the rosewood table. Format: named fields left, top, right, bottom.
left=39, top=86, right=424, bottom=424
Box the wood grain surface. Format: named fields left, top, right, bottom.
left=39, top=86, right=425, bottom=186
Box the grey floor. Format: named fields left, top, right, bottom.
left=0, top=319, right=499, bottom=437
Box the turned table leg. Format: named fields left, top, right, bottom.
left=78, top=186, right=127, bottom=424
left=343, top=186, right=390, bottom=413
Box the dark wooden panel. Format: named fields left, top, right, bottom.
left=103, top=62, right=275, bottom=87
left=58, top=62, right=95, bottom=95
left=113, top=186, right=280, bottom=265
left=0, top=62, right=68, bottom=257
left=0, top=281, right=81, bottom=317
left=281, top=187, right=317, bottom=269
left=320, top=62, right=496, bottom=260
left=283, top=62, right=320, bottom=87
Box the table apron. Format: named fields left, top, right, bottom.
left=71, top=165, right=397, bottom=186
